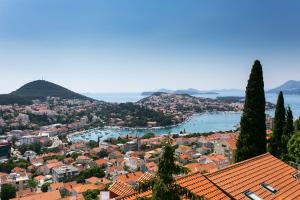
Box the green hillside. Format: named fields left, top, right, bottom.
left=10, top=80, right=92, bottom=100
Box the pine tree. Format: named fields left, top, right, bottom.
left=281, top=106, right=294, bottom=160
left=269, top=91, right=286, bottom=157
left=235, top=60, right=266, bottom=162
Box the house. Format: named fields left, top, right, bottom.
left=116, top=153, right=300, bottom=200
left=115, top=172, right=230, bottom=200
left=52, top=165, right=79, bottom=182
left=0, top=172, right=29, bottom=191
left=185, top=162, right=218, bottom=174
left=85, top=176, right=112, bottom=186
left=144, top=161, right=158, bottom=173
left=206, top=153, right=230, bottom=169
left=116, top=171, right=143, bottom=185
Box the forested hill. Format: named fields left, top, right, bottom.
left=9, top=80, right=92, bottom=100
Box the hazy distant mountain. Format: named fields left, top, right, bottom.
left=0, top=80, right=93, bottom=105
left=267, top=80, right=300, bottom=95
left=141, top=88, right=218, bottom=96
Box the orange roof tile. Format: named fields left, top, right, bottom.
left=137, top=172, right=155, bottom=183
left=85, top=177, right=112, bottom=185
left=117, top=173, right=230, bottom=200
left=116, top=172, right=143, bottom=184
left=11, top=190, right=61, bottom=200
left=207, top=153, right=300, bottom=200
left=185, top=162, right=218, bottom=174
left=94, top=159, right=107, bottom=166
left=73, top=183, right=105, bottom=193
left=109, top=181, right=135, bottom=197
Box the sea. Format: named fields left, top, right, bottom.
left=70, top=91, right=300, bottom=142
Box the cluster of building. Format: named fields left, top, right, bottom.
left=0, top=97, right=105, bottom=135
left=137, top=93, right=245, bottom=124
left=0, top=123, right=299, bottom=200
left=0, top=130, right=240, bottom=200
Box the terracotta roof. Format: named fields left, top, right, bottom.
left=11, top=190, right=61, bottom=200
left=73, top=183, right=105, bottom=193
left=85, top=176, right=112, bottom=185
left=207, top=153, right=300, bottom=199
left=50, top=182, right=64, bottom=191
left=117, top=173, right=230, bottom=200
left=137, top=172, right=155, bottom=183
left=116, top=171, right=143, bottom=184
left=94, top=159, right=107, bottom=166
left=109, top=181, right=135, bottom=197
left=34, top=175, right=45, bottom=181
left=185, top=162, right=218, bottom=174
left=61, top=194, right=84, bottom=200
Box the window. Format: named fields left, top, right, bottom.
left=261, top=182, right=278, bottom=194
left=244, top=190, right=263, bottom=200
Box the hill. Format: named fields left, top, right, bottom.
left=0, top=80, right=93, bottom=105
left=10, top=80, right=92, bottom=100
left=267, top=80, right=300, bottom=95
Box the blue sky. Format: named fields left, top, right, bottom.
left=0, top=0, right=300, bottom=93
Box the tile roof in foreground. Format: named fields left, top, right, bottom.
left=115, top=153, right=300, bottom=200
left=116, top=172, right=230, bottom=200
left=207, top=153, right=300, bottom=200
left=109, top=181, right=135, bottom=197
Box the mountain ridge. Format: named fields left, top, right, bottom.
left=267, top=80, right=300, bottom=95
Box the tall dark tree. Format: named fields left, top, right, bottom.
left=269, top=91, right=286, bottom=157
left=235, top=60, right=266, bottom=162
left=0, top=184, right=16, bottom=200
left=281, top=106, right=294, bottom=160
left=152, top=144, right=187, bottom=200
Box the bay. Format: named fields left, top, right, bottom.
left=71, top=91, right=300, bottom=142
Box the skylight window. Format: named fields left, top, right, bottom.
left=244, top=190, right=263, bottom=200
left=261, top=182, right=278, bottom=194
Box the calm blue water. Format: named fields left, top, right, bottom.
left=71, top=92, right=300, bottom=142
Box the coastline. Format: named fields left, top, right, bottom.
left=67, top=111, right=242, bottom=142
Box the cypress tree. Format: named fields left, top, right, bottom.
left=269, top=91, right=285, bottom=157
left=235, top=60, right=266, bottom=162
left=281, top=106, right=294, bottom=160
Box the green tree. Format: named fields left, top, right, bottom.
left=41, top=182, right=50, bottom=192
left=0, top=184, right=16, bottom=200
left=77, top=167, right=105, bottom=183
left=142, top=132, right=155, bottom=139
left=97, top=149, right=108, bottom=159
left=287, top=132, right=300, bottom=163
left=87, top=140, right=98, bottom=149
left=235, top=60, right=266, bottom=162
left=151, top=144, right=191, bottom=200
left=83, top=189, right=100, bottom=200
left=281, top=106, right=294, bottom=160
left=295, top=117, right=300, bottom=131
left=28, top=179, right=38, bottom=191
left=269, top=92, right=286, bottom=157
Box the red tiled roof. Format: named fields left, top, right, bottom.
left=207, top=153, right=300, bottom=200
left=116, top=171, right=143, bottom=184
left=11, top=190, right=61, bottom=200
left=116, top=153, right=300, bottom=200
left=117, top=173, right=230, bottom=200
left=109, top=181, right=135, bottom=197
